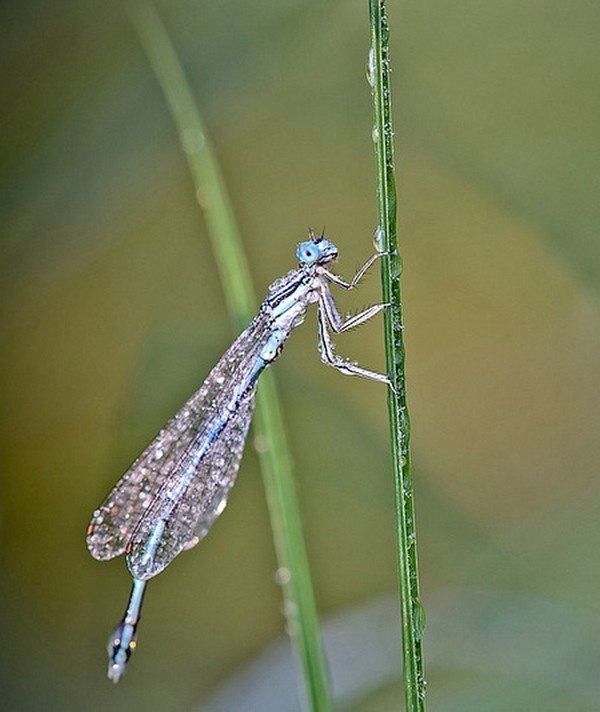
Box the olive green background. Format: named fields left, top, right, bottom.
left=1, top=1, right=598, bottom=710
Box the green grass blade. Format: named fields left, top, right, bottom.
left=129, top=4, right=332, bottom=709
left=368, top=1, right=427, bottom=709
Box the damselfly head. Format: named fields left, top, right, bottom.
left=297, top=235, right=338, bottom=265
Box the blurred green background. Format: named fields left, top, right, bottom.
left=1, top=1, right=599, bottom=710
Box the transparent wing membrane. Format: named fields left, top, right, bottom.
left=86, top=314, right=270, bottom=565
left=126, top=386, right=256, bottom=579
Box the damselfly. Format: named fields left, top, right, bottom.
left=86, top=233, right=390, bottom=682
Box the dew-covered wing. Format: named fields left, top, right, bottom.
left=86, top=313, right=270, bottom=562
left=126, top=385, right=256, bottom=580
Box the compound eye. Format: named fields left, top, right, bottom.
left=297, top=241, right=321, bottom=264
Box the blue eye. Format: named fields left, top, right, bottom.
left=297, top=241, right=320, bottom=264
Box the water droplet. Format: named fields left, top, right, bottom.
left=366, top=47, right=376, bottom=87
left=253, top=434, right=269, bottom=453
left=416, top=670, right=428, bottom=700
left=372, top=125, right=380, bottom=144
left=373, top=225, right=385, bottom=252
left=182, top=127, right=205, bottom=155
left=282, top=600, right=298, bottom=622
left=285, top=620, right=300, bottom=637
left=413, top=597, right=426, bottom=641
left=273, top=567, right=291, bottom=585
left=215, top=492, right=228, bottom=515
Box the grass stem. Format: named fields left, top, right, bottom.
left=368, top=1, right=427, bottom=709
left=129, top=4, right=332, bottom=709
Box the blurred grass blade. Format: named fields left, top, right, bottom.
left=369, top=1, right=427, bottom=709
left=129, top=3, right=332, bottom=709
